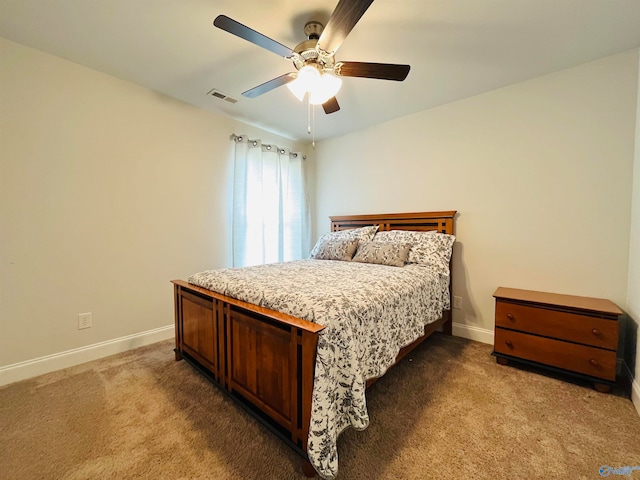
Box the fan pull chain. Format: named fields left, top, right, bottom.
left=307, top=97, right=311, bottom=135
left=307, top=96, right=316, bottom=149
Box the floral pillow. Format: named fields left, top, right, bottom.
left=421, top=233, right=455, bottom=274
left=352, top=241, right=411, bottom=267
left=310, top=238, right=359, bottom=261
left=373, top=230, right=455, bottom=274
left=309, top=225, right=379, bottom=258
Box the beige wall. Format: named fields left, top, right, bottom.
left=2, top=35, right=638, bottom=397
left=628, top=49, right=640, bottom=412
left=314, top=50, right=638, bottom=343
left=0, top=38, right=307, bottom=368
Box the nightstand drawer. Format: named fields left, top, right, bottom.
left=494, top=329, right=617, bottom=381
left=495, top=301, right=618, bottom=350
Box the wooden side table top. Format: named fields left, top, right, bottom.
left=493, top=287, right=622, bottom=316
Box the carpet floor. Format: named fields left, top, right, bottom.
left=1, top=333, right=639, bottom=479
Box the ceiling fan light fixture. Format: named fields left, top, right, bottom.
left=297, top=65, right=321, bottom=89
left=288, top=66, right=342, bottom=105
left=287, top=64, right=328, bottom=102
left=286, top=77, right=307, bottom=101
left=310, top=72, right=342, bottom=105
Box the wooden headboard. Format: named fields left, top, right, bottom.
left=330, top=211, right=456, bottom=235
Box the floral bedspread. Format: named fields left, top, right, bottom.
left=188, top=259, right=449, bottom=479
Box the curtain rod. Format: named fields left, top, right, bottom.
left=230, top=134, right=306, bottom=160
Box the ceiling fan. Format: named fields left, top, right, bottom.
left=213, top=0, right=410, bottom=115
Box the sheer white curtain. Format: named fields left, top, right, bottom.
left=232, top=135, right=310, bottom=267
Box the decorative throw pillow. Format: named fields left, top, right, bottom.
left=310, top=238, right=359, bottom=261
left=373, top=230, right=455, bottom=274
left=352, top=241, right=411, bottom=267
left=309, top=225, right=379, bottom=258
left=373, top=230, right=438, bottom=264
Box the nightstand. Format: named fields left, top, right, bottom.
left=492, top=287, right=622, bottom=392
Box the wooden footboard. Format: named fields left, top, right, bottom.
left=173, top=279, right=323, bottom=454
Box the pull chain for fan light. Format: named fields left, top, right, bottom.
left=307, top=96, right=315, bottom=150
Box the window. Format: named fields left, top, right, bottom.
left=232, top=136, right=310, bottom=267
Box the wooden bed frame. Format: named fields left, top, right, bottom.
left=172, top=211, right=456, bottom=476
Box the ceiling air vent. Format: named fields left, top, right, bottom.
left=207, top=88, right=237, bottom=104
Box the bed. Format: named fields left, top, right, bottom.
left=172, top=211, right=456, bottom=479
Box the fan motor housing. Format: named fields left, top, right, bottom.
left=292, top=21, right=334, bottom=71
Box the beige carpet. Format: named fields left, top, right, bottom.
left=2, top=334, right=639, bottom=480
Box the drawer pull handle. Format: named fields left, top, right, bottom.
left=591, top=328, right=601, bottom=337
left=506, top=313, right=515, bottom=321
left=589, top=359, right=599, bottom=367
left=505, top=340, right=513, bottom=348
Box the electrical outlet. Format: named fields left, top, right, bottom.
left=453, top=296, right=463, bottom=310
left=78, top=312, right=92, bottom=329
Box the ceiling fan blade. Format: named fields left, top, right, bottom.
left=213, top=15, right=295, bottom=59
left=334, top=61, right=410, bottom=81
left=322, top=97, right=340, bottom=114
left=317, top=0, right=374, bottom=56
left=242, top=73, right=297, bottom=98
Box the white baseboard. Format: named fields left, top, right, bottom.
left=0, top=325, right=175, bottom=387
left=632, top=379, right=640, bottom=417
left=623, top=361, right=640, bottom=417
left=452, top=322, right=494, bottom=344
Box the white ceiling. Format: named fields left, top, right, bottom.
left=1, top=0, right=640, bottom=142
